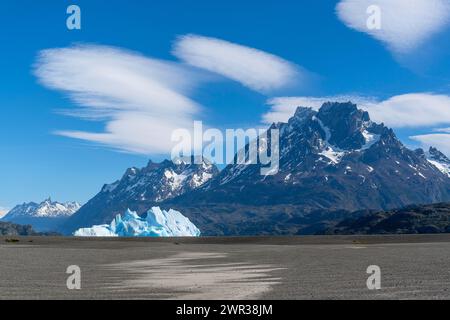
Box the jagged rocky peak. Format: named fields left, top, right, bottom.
left=315, top=102, right=373, bottom=150
left=428, top=147, right=450, bottom=163
left=414, top=148, right=426, bottom=158
left=426, top=146, right=450, bottom=177
left=290, top=106, right=316, bottom=124
left=123, top=167, right=140, bottom=178
left=283, top=101, right=387, bottom=157
left=3, top=199, right=81, bottom=220
left=317, top=101, right=364, bottom=124
left=100, top=157, right=219, bottom=202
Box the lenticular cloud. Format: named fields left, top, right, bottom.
left=173, top=34, right=306, bottom=94
left=34, top=44, right=202, bottom=154
left=336, top=0, right=450, bottom=54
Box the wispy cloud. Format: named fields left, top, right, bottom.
left=336, top=0, right=450, bottom=55
left=367, top=93, right=450, bottom=127
left=173, top=34, right=308, bottom=94
left=35, top=44, right=204, bottom=154
left=432, top=127, right=450, bottom=133
left=262, top=93, right=450, bottom=128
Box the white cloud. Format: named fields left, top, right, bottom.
left=35, top=44, right=204, bottom=154
left=55, top=113, right=194, bottom=155
left=262, top=93, right=450, bottom=128
left=173, top=34, right=305, bottom=94
left=367, top=93, right=450, bottom=127
left=336, top=0, right=450, bottom=54
left=432, top=127, right=450, bottom=133
left=410, top=134, right=450, bottom=155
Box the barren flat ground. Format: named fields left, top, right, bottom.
left=1, top=235, right=450, bottom=300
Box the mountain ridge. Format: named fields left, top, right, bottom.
left=2, top=198, right=80, bottom=232
left=62, top=101, right=450, bottom=235
left=171, top=102, right=450, bottom=208
left=62, top=157, right=219, bottom=234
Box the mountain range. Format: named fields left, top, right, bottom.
left=2, top=198, right=80, bottom=232
left=60, top=159, right=218, bottom=234
left=56, top=102, right=450, bottom=235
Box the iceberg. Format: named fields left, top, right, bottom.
left=74, top=207, right=201, bottom=237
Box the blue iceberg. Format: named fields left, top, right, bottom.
left=74, top=207, right=201, bottom=237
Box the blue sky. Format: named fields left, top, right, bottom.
left=2, top=0, right=450, bottom=210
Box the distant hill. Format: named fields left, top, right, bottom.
left=321, top=202, right=450, bottom=235
left=0, top=221, right=59, bottom=236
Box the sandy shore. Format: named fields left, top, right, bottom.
left=1, top=235, right=450, bottom=299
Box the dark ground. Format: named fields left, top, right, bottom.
left=1, top=235, right=449, bottom=299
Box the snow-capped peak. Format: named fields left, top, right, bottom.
left=3, top=198, right=81, bottom=219
left=100, top=158, right=219, bottom=203
left=426, top=147, right=450, bottom=177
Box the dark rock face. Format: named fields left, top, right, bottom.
left=317, top=102, right=370, bottom=150
left=62, top=158, right=219, bottom=234
left=321, top=202, right=450, bottom=235
left=428, top=147, right=450, bottom=164
left=63, top=102, right=450, bottom=235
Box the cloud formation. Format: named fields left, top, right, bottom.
left=173, top=34, right=305, bottom=94
left=367, top=93, right=450, bottom=127
left=35, top=39, right=316, bottom=155
left=262, top=93, right=450, bottom=128
left=35, top=44, right=203, bottom=154
left=336, top=0, right=450, bottom=54
left=432, top=128, right=450, bottom=133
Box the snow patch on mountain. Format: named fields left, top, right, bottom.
left=74, top=207, right=201, bottom=237
left=314, top=116, right=347, bottom=164
left=428, top=160, right=450, bottom=177
left=101, top=159, right=218, bottom=203
left=319, top=147, right=346, bottom=164
left=361, top=130, right=380, bottom=150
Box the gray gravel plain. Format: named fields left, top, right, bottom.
left=1, top=235, right=449, bottom=300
